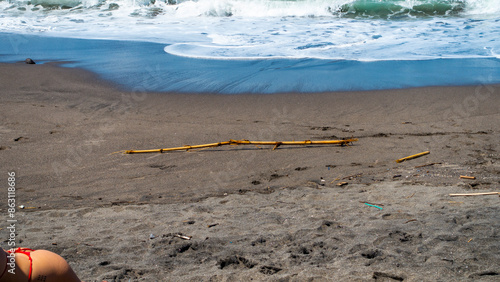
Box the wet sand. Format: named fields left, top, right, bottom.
left=0, top=62, right=499, bottom=281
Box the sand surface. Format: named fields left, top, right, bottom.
left=0, top=62, right=499, bottom=281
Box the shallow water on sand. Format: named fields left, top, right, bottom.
left=1, top=33, right=500, bottom=93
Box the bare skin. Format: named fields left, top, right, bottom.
left=0, top=248, right=81, bottom=282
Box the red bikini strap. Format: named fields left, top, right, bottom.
left=6, top=248, right=34, bottom=281
left=14, top=248, right=35, bottom=253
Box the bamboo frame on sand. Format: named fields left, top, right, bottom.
left=123, top=138, right=358, bottom=154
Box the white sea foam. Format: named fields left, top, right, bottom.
left=465, top=0, right=500, bottom=16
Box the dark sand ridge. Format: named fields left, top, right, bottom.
left=0, top=62, right=499, bottom=281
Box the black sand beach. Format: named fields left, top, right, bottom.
left=1, top=62, right=499, bottom=281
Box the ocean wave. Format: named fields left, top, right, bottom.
left=1, top=0, right=499, bottom=62
left=2, top=0, right=498, bottom=19
left=336, top=0, right=466, bottom=19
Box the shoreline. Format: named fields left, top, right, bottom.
left=2, top=32, right=500, bottom=93
left=1, top=62, right=499, bottom=280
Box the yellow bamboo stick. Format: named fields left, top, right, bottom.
left=449, top=192, right=500, bottom=197
left=124, top=138, right=358, bottom=154
left=395, top=151, right=430, bottom=163
left=125, top=141, right=231, bottom=154
left=459, top=175, right=476, bottom=180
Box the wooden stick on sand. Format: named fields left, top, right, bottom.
left=460, top=175, right=476, bottom=180
left=124, top=138, right=358, bottom=154
left=449, top=192, right=500, bottom=197
left=395, top=151, right=430, bottom=163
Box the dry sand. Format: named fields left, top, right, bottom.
left=0, top=62, right=499, bottom=281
